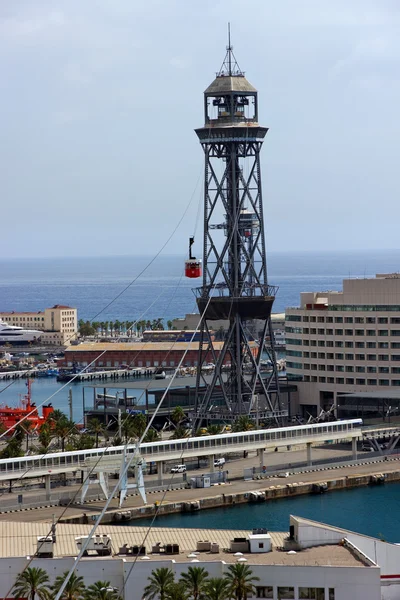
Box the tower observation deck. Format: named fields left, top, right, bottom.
left=193, top=37, right=285, bottom=427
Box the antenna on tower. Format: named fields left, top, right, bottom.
left=217, top=23, right=244, bottom=77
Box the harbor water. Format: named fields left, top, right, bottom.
left=127, top=481, right=400, bottom=542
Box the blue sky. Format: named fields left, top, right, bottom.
left=1, top=0, right=399, bottom=257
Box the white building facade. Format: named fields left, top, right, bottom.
left=0, top=305, right=77, bottom=345
left=285, top=274, right=400, bottom=417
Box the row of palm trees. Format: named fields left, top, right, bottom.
left=12, top=567, right=121, bottom=600
left=78, top=319, right=175, bottom=338
left=144, top=564, right=259, bottom=600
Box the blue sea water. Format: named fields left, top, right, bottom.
left=1, top=249, right=400, bottom=323
left=130, top=482, right=400, bottom=543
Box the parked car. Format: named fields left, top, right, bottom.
left=170, top=464, right=186, bottom=474
left=214, top=457, right=226, bottom=467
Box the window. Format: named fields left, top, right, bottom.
left=392, top=367, right=400, bottom=374
left=345, top=353, right=354, bottom=360
left=335, top=329, right=343, bottom=335
left=318, top=352, right=325, bottom=359
left=317, top=316, right=325, bottom=323
left=336, top=377, right=344, bottom=384
left=366, top=330, right=375, bottom=336
left=326, top=316, right=333, bottom=323
left=318, top=365, right=325, bottom=371
left=287, top=362, right=302, bottom=369
left=391, top=330, right=400, bottom=336
left=367, top=354, right=376, bottom=360
left=392, top=343, right=400, bottom=349
left=378, top=354, right=389, bottom=361
left=287, top=314, right=301, bottom=321
left=356, top=354, right=365, bottom=360
left=326, top=329, right=334, bottom=335
left=328, top=377, right=334, bottom=383
left=379, top=366, right=389, bottom=373
left=379, top=330, right=389, bottom=336
left=356, top=378, right=365, bottom=385
left=299, top=588, right=325, bottom=600
left=287, top=350, right=302, bottom=357
left=286, top=338, right=302, bottom=346
left=346, top=378, right=354, bottom=384
left=319, top=376, right=326, bottom=382
left=311, top=375, right=318, bottom=382
left=393, top=355, right=400, bottom=361
left=326, top=340, right=334, bottom=347
left=310, top=328, right=317, bottom=334
left=335, top=353, right=344, bottom=360
left=355, top=316, right=364, bottom=324
left=318, top=340, right=325, bottom=347
left=278, top=587, right=294, bottom=600
left=344, top=329, right=353, bottom=336
left=327, top=353, right=334, bottom=359
left=345, top=341, right=354, bottom=348
left=346, top=366, right=354, bottom=372
left=327, top=365, right=334, bottom=371
left=303, top=316, right=309, bottom=322
left=379, top=379, right=390, bottom=386
left=303, top=328, right=309, bottom=334
left=355, top=342, right=365, bottom=348
left=356, top=366, right=365, bottom=373
left=311, top=352, right=317, bottom=359
left=317, top=328, right=324, bottom=335
left=367, top=342, right=376, bottom=348
left=355, top=329, right=364, bottom=336
left=368, top=379, right=377, bottom=385
left=367, top=317, right=376, bottom=323
left=335, top=317, right=343, bottom=323
left=392, top=380, right=400, bottom=386
left=335, top=341, right=344, bottom=347
left=310, top=340, right=317, bottom=346
left=378, top=317, right=388, bottom=324
left=310, top=316, right=316, bottom=323
left=367, top=366, right=377, bottom=373
left=256, top=587, right=273, bottom=599
left=329, top=589, right=335, bottom=600
left=303, top=352, right=310, bottom=358
left=335, top=365, right=344, bottom=371
left=379, top=342, right=389, bottom=349
left=345, top=317, right=353, bottom=323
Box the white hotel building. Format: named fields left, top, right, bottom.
left=285, top=274, right=400, bottom=419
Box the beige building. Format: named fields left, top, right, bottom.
left=286, top=273, right=400, bottom=418
left=0, top=305, right=77, bottom=346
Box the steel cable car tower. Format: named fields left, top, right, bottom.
left=193, top=33, right=284, bottom=427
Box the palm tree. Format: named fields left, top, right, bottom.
left=13, top=566, right=51, bottom=600
left=171, top=406, right=185, bottom=426
left=144, top=568, right=175, bottom=600
left=51, top=571, right=85, bottom=600
left=179, top=566, right=209, bottom=600
left=167, top=320, right=173, bottom=330
left=205, top=578, right=230, bottom=600
left=165, top=582, right=188, bottom=600
left=232, top=415, right=254, bottom=433
left=83, top=581, right=121, bottom=600
left=207, top=424, right=222, bottom=436
left=144, top=427, right=160, bottom=442
left=224, top=563, right=260, bottom=600
left=87, top=418, right=105, bottom=448
left=171, top=425, right=190, bottom=440
left=54, top=417, right=75, bottom=452
left=132, top=413, right=147, bottom=438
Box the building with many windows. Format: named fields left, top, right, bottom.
left=285, top=274, right=400, bottom=418
left=0, top=305, right=77, bottom=345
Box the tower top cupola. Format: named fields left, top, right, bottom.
left=203, top=25, right=258, bottom=126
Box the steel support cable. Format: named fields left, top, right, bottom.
left=52, top=297, right=211, bottom=600
left=0, top=167, right=203, bottom=399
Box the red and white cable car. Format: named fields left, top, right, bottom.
left=185, top=236, right=202, bottom=278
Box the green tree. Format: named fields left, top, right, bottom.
left=206, top=424, right=222, bottom=436
left=79, top=321, right=96, bottom=337
left=38, top=422, right=53, bottom=452
left=171, top=425, right=190, bottom=440
left=13, top=566, right=51, bottom=600
left=232, top=415, right=254, bottom=433
left=171, top=406, right=185, bottom=426
left=83, top=581, right=121, bottom=600
left=0, top=435, right=23, bottom=459
left=179, top=566, right=209, bottom=600
left=72, top=433, right=95, bottom=450
left=87, top=418, right=105, bottom=448
left=205, top=578, right=230, bottom=600
left=114, top=320, right=121, bottom=335
left=144, top=568, right=175, bottom=600
left=51, top=571, right=86, bottom=600
left=54, top=417, right=76, bottom=452
left=165, top=582, right=188, bottom=600
left=132, top=413, right=147, bottom=438
left=224, top=563, right=260, bottom=600
left=167, top=320, right=173, bottom=330
left=143, top=427, right=160, bottom=442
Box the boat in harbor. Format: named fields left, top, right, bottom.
left=0, top=319, right=42, bottom=345
left=0, top=379, right=53, bottom=430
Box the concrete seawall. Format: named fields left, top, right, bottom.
left=61, top=468, right=400, bottom=525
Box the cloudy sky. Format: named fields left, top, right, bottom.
left=1, top=0, right=399, bottom=258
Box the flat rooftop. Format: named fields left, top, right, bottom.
left=0, top=522, right=369, bottom=567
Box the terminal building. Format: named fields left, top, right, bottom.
left=0, top=516, right=387, bottom=600
left=285, top=274, right=400, bottom=420
left=0, top=304, right=77, bottom=346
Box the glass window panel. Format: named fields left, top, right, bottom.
left=278, top=587, right=294, bottom=600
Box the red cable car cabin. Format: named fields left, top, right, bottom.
left=185, top=258, right=202, bottom=278
left=185, top=236, right=202, bottom=278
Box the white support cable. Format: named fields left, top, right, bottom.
left=53, top=297, right=211, bottom=600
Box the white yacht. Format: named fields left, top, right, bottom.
left=0, top=319, right=42, bottom=345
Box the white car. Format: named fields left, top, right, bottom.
left=214, top=457, right=226, bottom=467
left=170, top=465, right=186, bottom=474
